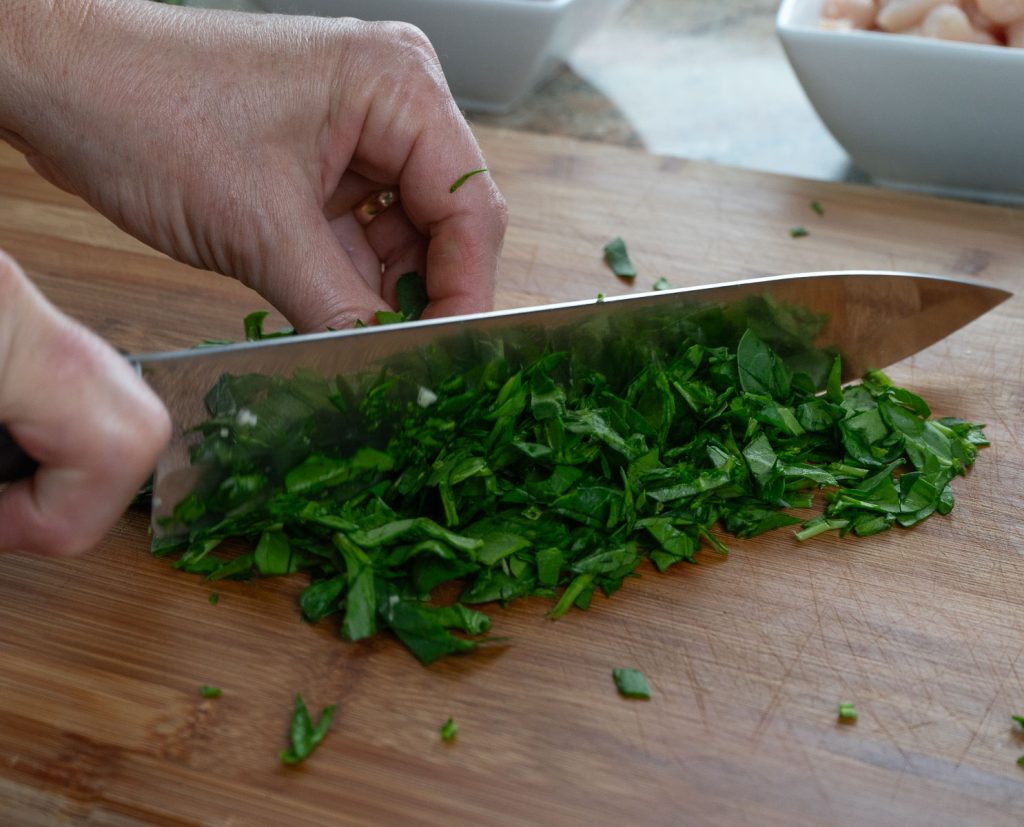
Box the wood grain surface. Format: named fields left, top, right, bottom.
left=1, top=130, right=1023, bottom=826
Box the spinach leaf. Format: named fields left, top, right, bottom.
left=396, top=272, right=428, bottom=321
left=613, top=668, right=651, bottom=699
left=449, top=168, right=487, bottom=193
left=603, top=237, right=637, bottom=278
left=440, top=717, right=458, bottom=742
left=280, top=694, right=336, bottom=765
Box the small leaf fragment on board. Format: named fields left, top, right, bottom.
left=208, top=592, right=219, bottom=605
left=603, top=237, right=637, bottom=278
left=199, top=685, right=222, bottom=699
left=440, top=717, right=458, bottom=743
left=789, top=226, right=809, bottom=238
left=837, top=703, right=857, bottom=723
left=810, top=200, right=825, bottom=216
left=653, top=277, right=672, bottom=290
left=280, top=694, right=336, bottom=765
left=613, top=668, right=651, bottom=699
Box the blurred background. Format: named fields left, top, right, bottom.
left=191, top=0, right=859, bottom=184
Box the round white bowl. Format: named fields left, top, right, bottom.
left=777, top=0, right=1024, bottom=203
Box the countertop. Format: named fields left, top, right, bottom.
left=3, top=127, right=1024, bottom=827
left=194, top=0, right=856, bottom=184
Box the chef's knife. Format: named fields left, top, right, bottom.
left=0, top=271, right=1011, bottom=528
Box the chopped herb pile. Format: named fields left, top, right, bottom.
left=280, top=694, right=336, bottom=765
left=156, top=299, right=987, bottom=664
left=449, top=168, right=488, bottom=193
left=440, top=717, right=458, bottom=742
left=613, top=668, right=651, bottom=699
left=837, top=702, right=857, bottom=723
left=199, top=685, right=222, bottom=699
left=603, top=237, right=637, bottom=278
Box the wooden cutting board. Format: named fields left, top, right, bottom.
left=1, top=129, right=1023, bottom=827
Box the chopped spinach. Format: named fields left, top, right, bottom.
left=280, top=694, right=336, bottom=765
left=158, top=302, right=987, bottom=664
left=449, top=168, right=488, bottom=193
left=199, top=685, right=222, bottom=699
left=789, top=226, right=809, bottom=238
left=440, top=717, right=458, bottom=742
left=396, top=272, right=428, bottom=321
left=613, top=668, right=651, bottom=699
left=603, top=237, right=637, bottom=278
left=837, top=702, right=857, bottom=723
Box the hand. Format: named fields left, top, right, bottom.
left=0, top=251, right=170, bottom=556
left=0, top=0, right=507, bottom=331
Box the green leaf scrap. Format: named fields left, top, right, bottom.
left=396, top=272, right=428, bottom=321
left=837, top=702, right=857, bottom=723
left=449, top=168, right=488, bottom=193
left=280, top=694, right=336, bottom=765
left=603, top=237, right=637, bottom=278
left=613, top=667, right=651, bottom=699
left=440, top=717, right=458, bottom=743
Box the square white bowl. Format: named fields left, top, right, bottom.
left=254, top=0, right=629, bottom=112
left=777, top=0, right=1024, bottom=203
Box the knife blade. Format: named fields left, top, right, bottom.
left=133, top=269, right=1008, bottom=526
left=0, top=271, right=1011, bottom=527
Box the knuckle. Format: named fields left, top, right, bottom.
left=132, top=397, right=172, bottom=465
left=367, top=21, right=446, bottom=88
left=380, top=21, right=438, bottom=58
left=33, top=515, right=95, bottom=557
left=0, top=249, right=26, bottom=300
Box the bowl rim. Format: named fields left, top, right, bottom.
left=777, top=0, right=1024, bottom=60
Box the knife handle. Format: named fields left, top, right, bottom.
left=0, top=425, right=37, bottom=483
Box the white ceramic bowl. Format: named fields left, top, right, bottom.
left=254, top=0, right=628, bottom=112
left=777, top=0, right=1024, bottom=202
